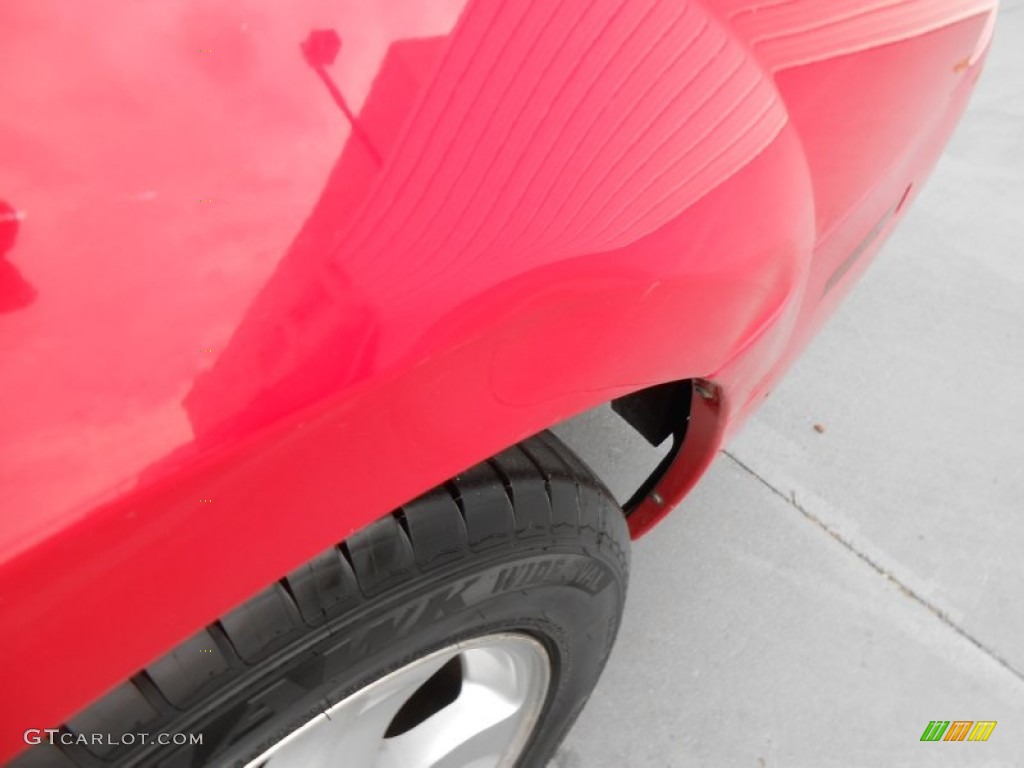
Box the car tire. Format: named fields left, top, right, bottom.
left=16, top=431, right=630, bottom=768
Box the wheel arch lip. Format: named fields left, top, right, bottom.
left=626, top=384, right=726, bottom=537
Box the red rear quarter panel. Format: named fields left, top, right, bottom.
left=0, top=0, right=994, bottom=758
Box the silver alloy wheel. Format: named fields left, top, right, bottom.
left=244, top=633, right=551, bottom=768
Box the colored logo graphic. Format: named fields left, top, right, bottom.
left=920, top=721, right=996, bottom=742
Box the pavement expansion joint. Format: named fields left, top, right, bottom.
left=720, top=449, right=1024, bottom=687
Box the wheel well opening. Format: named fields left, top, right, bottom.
left=549, top=379, right=693, bottom=515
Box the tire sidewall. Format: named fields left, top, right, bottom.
left=191, top=541, right=627, bottom=767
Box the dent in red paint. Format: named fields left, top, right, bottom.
left=0, top=0, right=995, bottom=759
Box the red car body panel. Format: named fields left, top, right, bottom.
left=0, top=0, right=994, bottom=759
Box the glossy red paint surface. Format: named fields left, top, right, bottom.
left=0, top=0, right=994, bottom=758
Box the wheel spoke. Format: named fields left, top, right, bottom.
left=256, top=653, right=458, bottom=768
left=376, top=679, right=519, bottom=767
left=246, top=635, right=549, bottom=768
left=429, top=711, right=523, bottom=768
